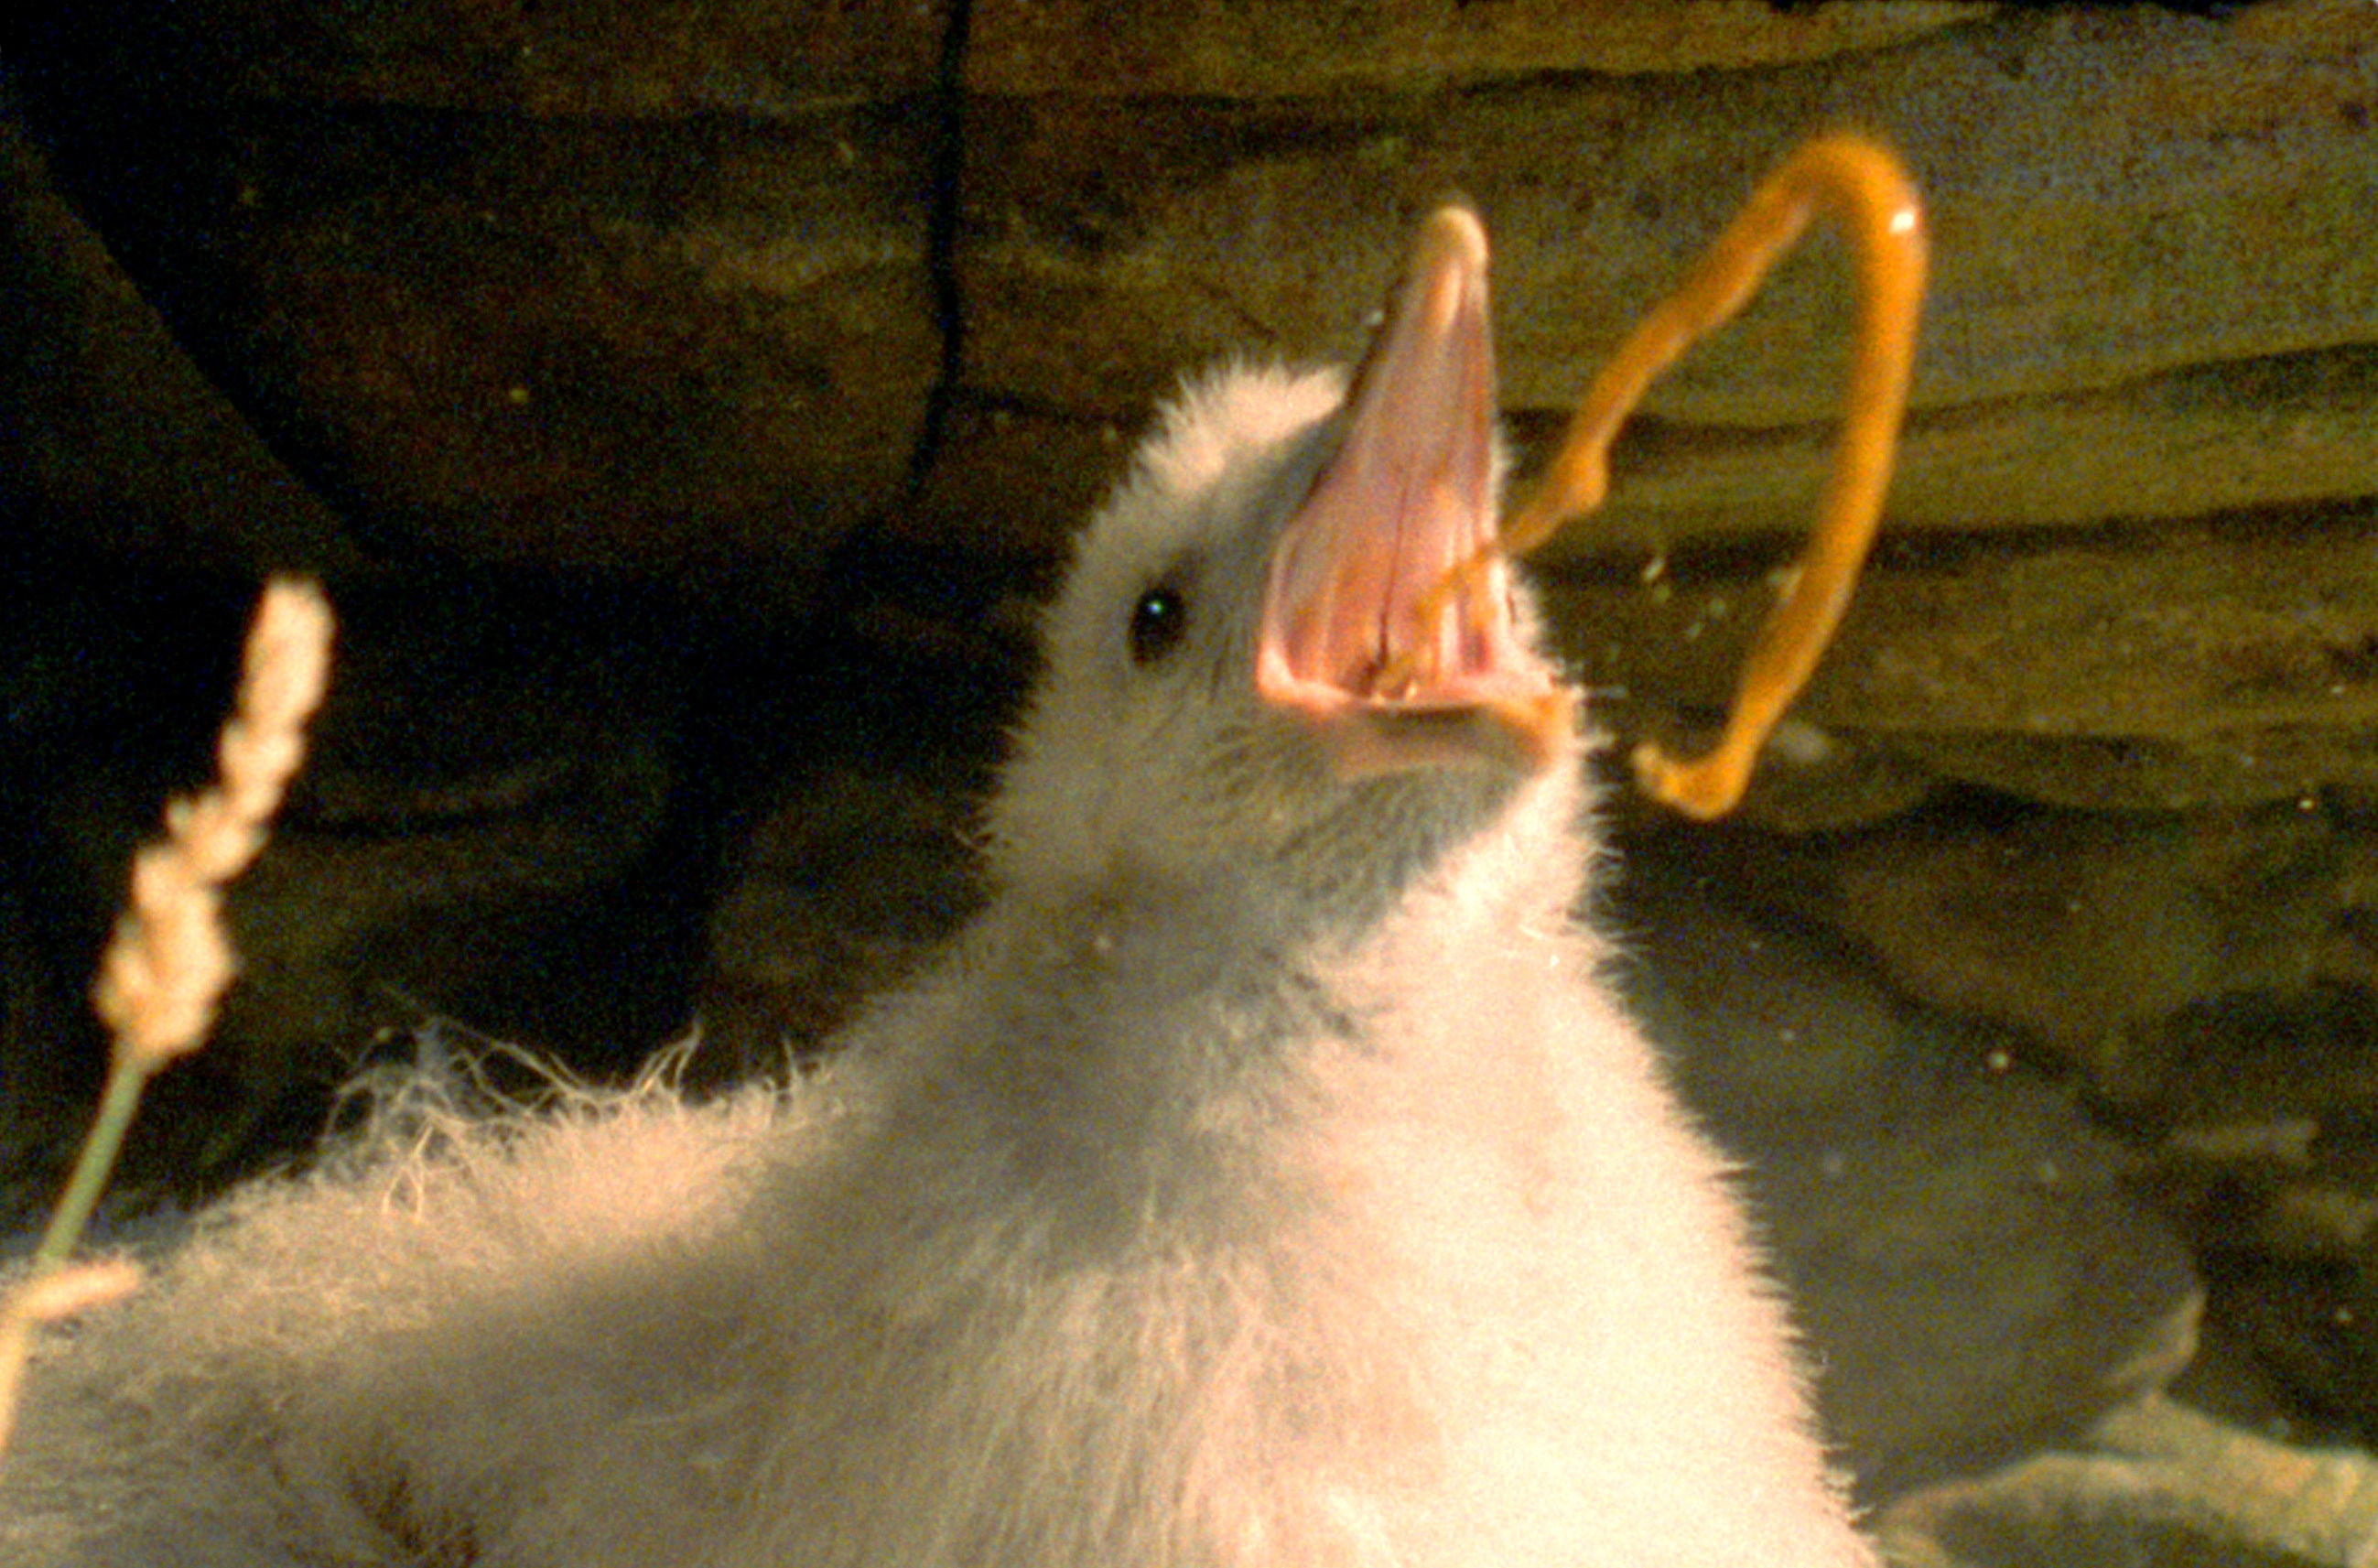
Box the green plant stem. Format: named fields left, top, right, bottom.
left=0, top=1059, right=156, bottom=1457
left=30, top=1059, right=155, bottom=1272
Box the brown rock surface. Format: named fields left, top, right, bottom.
left=1880, top=1396, right=2378, bottom=1568
left=0, top=119, right=359, bottom=575
left=1541, top=505, right=2378, bottom=818
left=1615, top=854, right=2201, bottom=1501
left=938, top=4, right=2378, bottom=535
left=965, top=1, right=1995, bottom=96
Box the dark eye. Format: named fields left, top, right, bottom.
left=1129, top=583, right=1189, bottom=666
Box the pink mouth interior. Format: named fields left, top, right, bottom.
left=1254, top=208, right=1565, bottom=770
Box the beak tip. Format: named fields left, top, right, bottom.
left=1411, top=206, right=1490, bottom=309
left=1421, top=204, right=1488, bottom=265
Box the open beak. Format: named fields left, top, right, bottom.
left=1255, top=206, right=1571, bottom=774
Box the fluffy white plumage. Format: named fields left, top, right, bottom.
left=0, top=210, right=1875, bottom=1567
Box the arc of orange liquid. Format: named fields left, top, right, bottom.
left=1447, top=135, right=1928, bottom=819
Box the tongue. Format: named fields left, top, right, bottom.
left=1255, top=206, right=1569, bottom=774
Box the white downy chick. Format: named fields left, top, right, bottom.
left=0, top=210, right=1875, bottom=1568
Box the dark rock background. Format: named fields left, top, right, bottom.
left=5, top=3, right=2377, bottom=1555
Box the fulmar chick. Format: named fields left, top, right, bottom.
left=0, top=209, right=1875, bottom=1568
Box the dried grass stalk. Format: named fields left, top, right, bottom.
left=0, top=577, right=334, bottom=1457
left=92, top=579, right=335, bottom=1069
